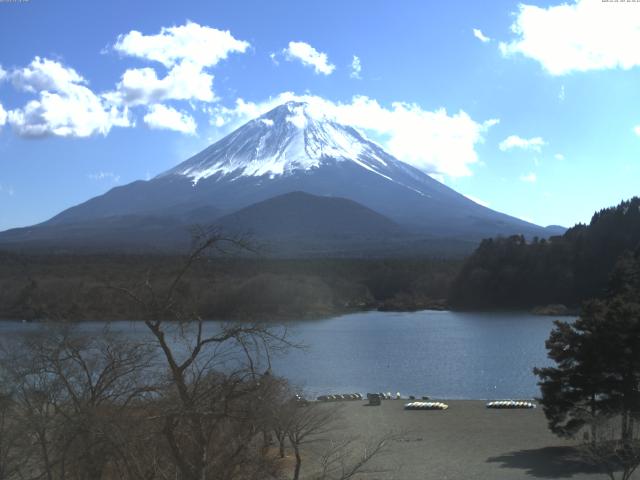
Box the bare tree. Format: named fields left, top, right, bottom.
left=0, top=325, right=157, bottom=480
left=282, top=401, right=399, bottom=480
left=112, top=229, right=293, bottom=480
left=0, top=386, right=25, bottom=480
left=285, top=402, right=342, bottom=480
left=257, top=376, right=296, bottom=459
left=0, top=229, right=396, bottom=480
left=2, top=333, right=65, bottom=480
left=313, top=434, right=398, bottom=480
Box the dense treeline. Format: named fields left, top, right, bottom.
left=0, top=252, right=460, bottom=321
left=450, top=197, right=640, bottom=310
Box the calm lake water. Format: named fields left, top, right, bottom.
left=0, top=310, right=568, bottom=400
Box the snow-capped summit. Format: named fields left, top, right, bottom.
left=0, top=100, right=562, bottom=254
left=164, top=101, right=401, bottom=183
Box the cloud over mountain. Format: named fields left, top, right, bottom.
left=143, top=104, right=197, bottom=134
left=109, top=22, right=250, bottom=106
left=208, top=93, right=498, bottom=178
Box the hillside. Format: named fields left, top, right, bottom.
left=0, top=102, right=558, bottom=255
left=450, top=197, right=640, bottom=309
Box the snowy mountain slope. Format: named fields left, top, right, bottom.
left=0, top=101, right=561, bottom=253
left=162, top=101, right=418, bottom=186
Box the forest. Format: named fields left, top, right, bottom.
left=0, top=249, right=459, bottom=321
left=450, top=197, right=640, bottom=310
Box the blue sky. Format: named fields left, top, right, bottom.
left=0, top=0, right=639, bottom=231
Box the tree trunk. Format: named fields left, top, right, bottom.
left=274, top=429, right=286, bottom=458
left=621, top=409, right=630, bottom=446
left=292, top=444, right=301, bottom=480
left=35, top=426, right=54, bottom=480
left=200, top=446, right=207, bottom=480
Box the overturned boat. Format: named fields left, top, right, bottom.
left=404, top=401, right=448, bottom=410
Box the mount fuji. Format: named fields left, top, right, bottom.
left=0, top=101, right=563, bottom=255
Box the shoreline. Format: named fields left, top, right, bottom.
left=0, top=304, right=579, bottom=323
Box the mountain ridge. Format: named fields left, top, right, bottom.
left=0, top=101, right=564, bottom=255
left=216, top=191, right=404, bottom=238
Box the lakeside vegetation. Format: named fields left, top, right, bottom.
left=0, top=251, right=459, bottom=321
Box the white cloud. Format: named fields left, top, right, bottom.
left=0, top=103, right=6, bottom=127
left=209, top=92, right=498, bottom=178
left=350, top=55, right=362, bottom=79
left=2, top=24, right=248, bottom=139
left=108, top=63, right=215, bottom=106
left=559, top=85, right=565, bottom=101
left=283, top=41, right=335, bottom=75
left=520, top=172, right=537, bottom=183
left=109, top=22, right=249, bottom=106
left=143, top=104, right=197, bottom=134
left=113, top=21, right=250, bottom=69
left=88, top=171, right=121, bottom=183
left=11, top=57, right=86, bottom=93
left=499, top=135, right=546, bottom=152
left=483, top=118, right=500, bottom=128
left=634, top=125, right=640, bottom=137
left=473, top=28, right=491, bottom=43
left=500, top=0, right=640, bottom=75
left=554, top=153, right=565, bottom=161
left=7, top=57, right=131, bottom=138
left=0, top=65, right=6, bottom=82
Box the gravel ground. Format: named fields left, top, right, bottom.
left=303, top=399, right=607, bottom=480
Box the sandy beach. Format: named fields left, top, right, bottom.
left=303, top=399, right=606, bottom=480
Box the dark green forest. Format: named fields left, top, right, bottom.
left=0, top=253, right=458, bottom=321
left=450, top=197, right=640, bottom=310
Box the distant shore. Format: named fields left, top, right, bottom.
left=0, top=303, right=580, bottom=324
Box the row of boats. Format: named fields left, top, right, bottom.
left=404, top=401, right=449, bottom=410
left=486, top=400, right=536, bottom=409
left=316, top=392, right=405, bottom=402
left=315, top=393, right=537, bottom=410
left=317, top=393, right=363, bottom=402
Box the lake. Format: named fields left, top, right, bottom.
left=0, top=310, right=567, bottom=400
